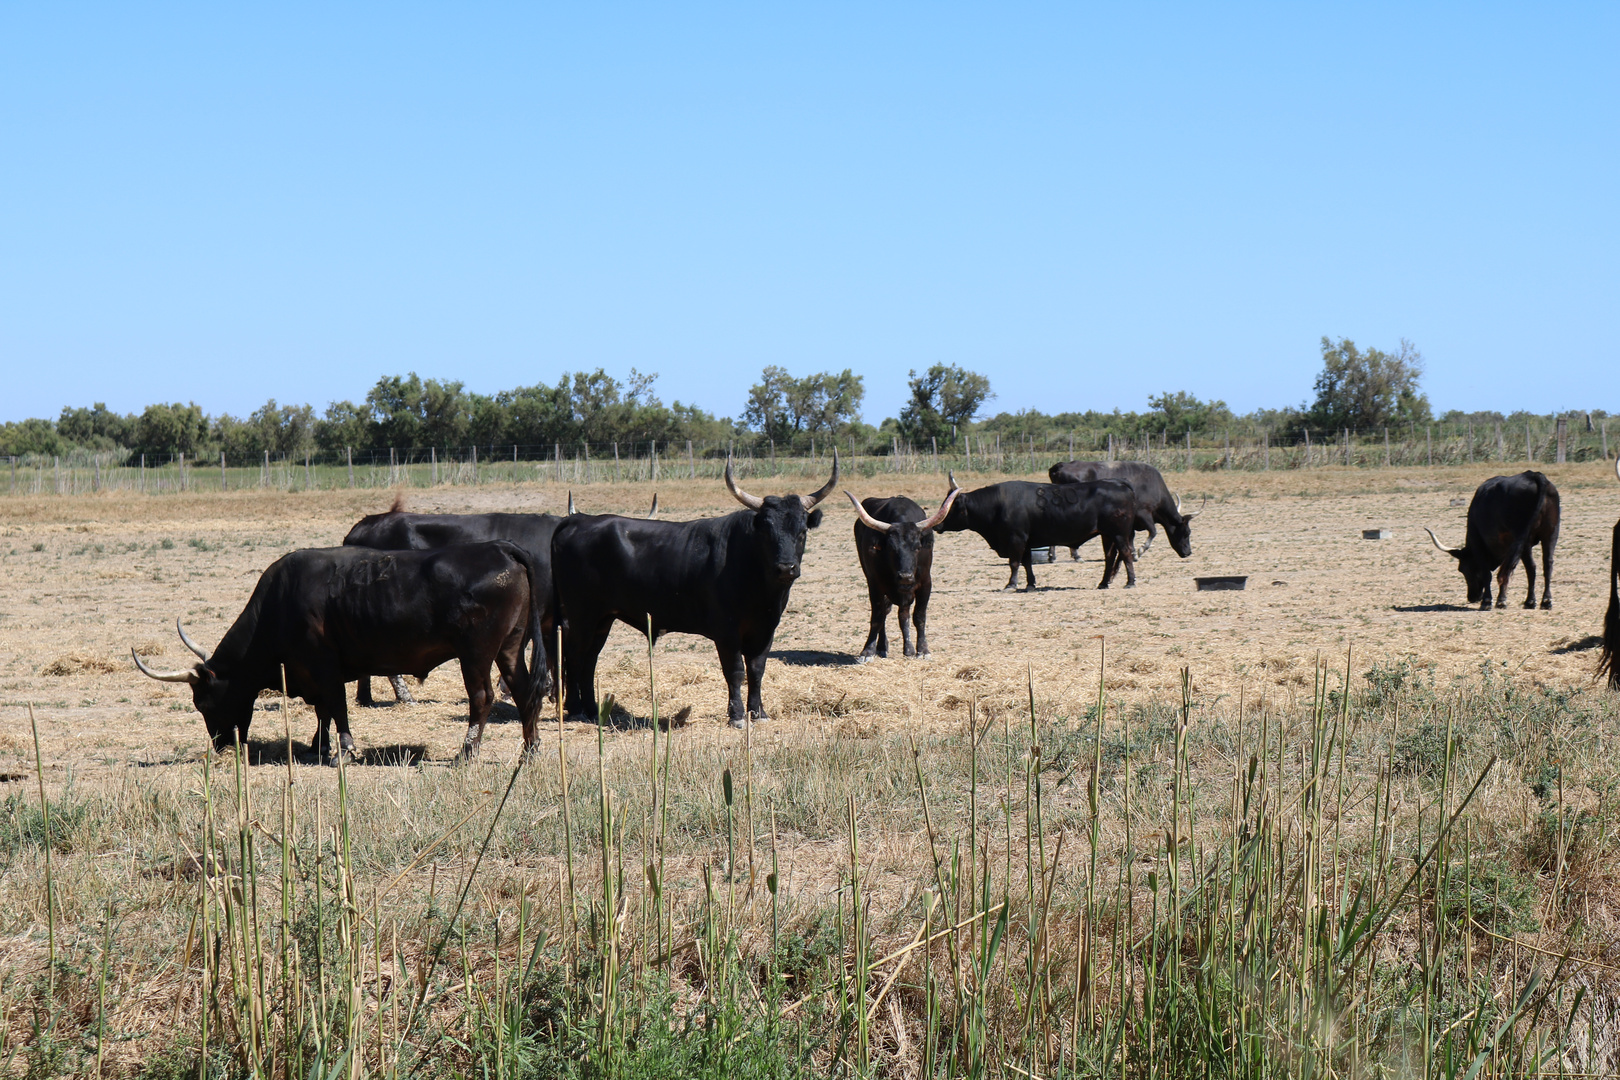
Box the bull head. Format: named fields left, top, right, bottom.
left=725, top=449, right=838, bottom=584
left=132, top=620, right=252, bottom=749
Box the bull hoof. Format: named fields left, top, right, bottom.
left=855, top=654, right=876, bottom=664
left=727, top=716, right=748, bottom=730
left=1494, top=599, right=1507, bottom=610
left=1541, top=599, right=1554, bottom=610
left=1523, top=600, right=1537, bottom=610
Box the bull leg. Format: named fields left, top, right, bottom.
left=897, top=595, right=917, bottom=658
left=1070, top=545, right=1081, bottom=562
left=313, top=691, right=355, bottom=765
left=1479, top=578, right=1494, bottom=611
left=745, top=650, right=771, bottom=721
left=1099, top=542, right=1118, bottom=588
left=561, top=619, right=612, bottom=723
left=494, top=641, right=541, bottom=756
left=859, top=586, right=892, bottom=662
left=1137, top=523, right=1156, bottom=559
left=356, top=678, right=376, bottom=707
left=1519, top=548, right=1538, bottom=610
left=1045, top=547, right=1056, bottom=564
left=717, top=643, right=749, bottom=728
left=1021, top=548, right=1038, bottom=591
left=1495, top=560, right=1514, bottom=609
left=1122, top=537, right=1137, bottom=587
left=913, top=582, right=933, bottom=658
left=390, top=675, right=415, bottom=703
left=457, top=658, right=496, bottom=760
left=1540, top=539, right=1555, bottom=609
left=1004, top=557, right=1022, bottom=591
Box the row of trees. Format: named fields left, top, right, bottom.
left=0, top=370, right=732, bottom=460
left=1, top=338, right=1603, bottom=459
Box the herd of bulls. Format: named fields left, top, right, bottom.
left=131, top=452, right=1620, bottom=762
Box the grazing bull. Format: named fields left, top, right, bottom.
left=1425, top=470, right=1559, bottom=610
left=551, top=454, right=837, bottom=727
left=1047, top=460, right=1202, bottom=563
left=342, top=493, right=658, bottom=705
left=935, top=479, right=1139, bottom=591
left=1597, top=459, right=1620, bottom=689
left=131, top=542, right=547, bottom=761
left=845, top=479, right=963, bottom=662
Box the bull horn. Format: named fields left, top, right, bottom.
left=798, top=447, right=840, bottom=511
left=647, top=492, right=659, bottom=518
left=1179, top=494, right=1206, bottom=520
left=724, top=455, right=765, bottom=510
left=568, top=491, right=577, bottom=515
left=177, top=619, right=210, bottom=661
left=844, top=491, right=892, bottom=532
left=918, top=480, right=964, bottom=532
left=132, top=648, right=201, bottom=684
left=1424, top=527, right=1462, bottom=555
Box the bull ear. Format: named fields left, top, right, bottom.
left=807, top=508, right=824, bottom=529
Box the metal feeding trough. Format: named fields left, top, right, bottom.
left=1362, top=528, right=1392, bottom=540
left=1030, top=547, right=1053, bottom=563
left=1195, top=575, right=1248, bottom=591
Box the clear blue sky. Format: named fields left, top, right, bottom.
left=2, top=3, right=1615, bottom=426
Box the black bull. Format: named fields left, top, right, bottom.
left=935, top=480, right=1140, bottom=591
left=551, top=455, right=838, bottom=728
left=845, top=480, right=962, bottom=661
left=341, top=508, right=564, bottom=703
left=131, top=542, right=547, bottom=760
left=1425, top=470, right=1559, bottom=611
left=1047, top=460, right=1201, bottom=562
left=340, top=494, right=658, bottom=704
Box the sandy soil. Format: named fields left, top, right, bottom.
left=2, top=461, right=1616, bottom=775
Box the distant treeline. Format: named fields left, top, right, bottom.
left=1, top=341, right=1611, bottom=461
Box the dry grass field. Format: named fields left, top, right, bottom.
left=4, top=462, right=1616, bottom=766
left=3, top=461, right=1620, bottom=1077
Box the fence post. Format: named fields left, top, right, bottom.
left=140, top=454, right=145, bottom=492
left=219, top=451, right=226, bottom=492
left=652, top=441, right=659, bottom=481
left=1383, top=427, right=1390, bottom=467
left=1185, top=430, right=1191, bottom=471
left=1303, top=429, right=1310, bottom=467
left=430, top=447, right=436, bottom=486
left=179, top=452, right=186, bottom=492
left=263, top=450, right=269, bottom=488
left=613, top=442, right=621, bottom=482
left=472, top=444, right=478, bottom=483
left=348, top=447, right=355, bottom=487
left=688, top=439, right=695, bottom=480
left=305, top=451, right=311, bottom=490
left=1466, top=423, right=1473, bottom=463
left=1224, top=431, right=1231, bottom=469
left=1525, top=423, right=1533, bottom=463
left=1604, top=421, right=1610, bottom=460
left=1426, top=427, right=1432, bottom=467
left=1495, top=422, right=1504, bottom=461
left=1263, top=431, right=1270, bottom=470
left=8, top=456, right=13, bottom=495
left=932, top=436, right=939, bottom=473
left=1556, top=417, right=1567, bottom=464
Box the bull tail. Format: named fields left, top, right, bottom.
left=495, top=540, right=549, bottom=716
left=1505, top=472, right=1552, bottom=574
left=1600, top=520, right=1620, bottom=689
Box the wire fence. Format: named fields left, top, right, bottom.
left=3, top=417, right=1612, bottom=496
